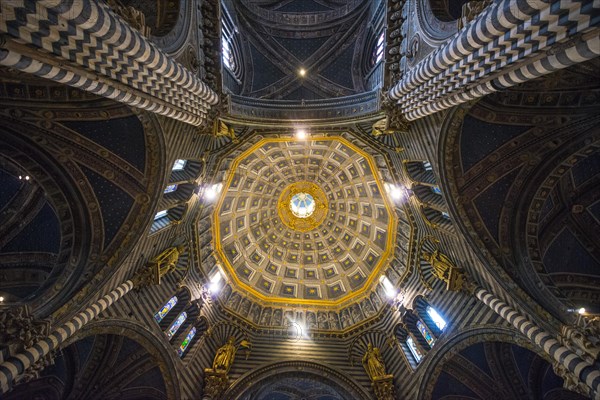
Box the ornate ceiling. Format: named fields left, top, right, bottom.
left=214, top=136, right=396, bottom=306
left=225, top=0, right=381, bottom=100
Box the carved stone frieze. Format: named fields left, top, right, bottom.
left=13, top=352, right=56, bottom=386
left=559, top=320, right=600, bottom=364
left=380, top=94, right=410, bottom=133
left=105, top=0, right=151, bottom=36
left=552, top=361, right=592, bottom=398
left=0, top=306, right=51, bottom=349
left=457, top=0, right=493, bottom=30
left=202, top=369, right=229, bottom=400
left=372, top=375, right=395, bottom=400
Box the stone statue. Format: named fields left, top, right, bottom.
left=362, top=343, right=387, bottom=381
left=212, top=336, right=237, bottom=374
left=148, top=245, right=185, bottom=283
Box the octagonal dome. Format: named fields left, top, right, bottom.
left=213, top=135, right=397, bottom=308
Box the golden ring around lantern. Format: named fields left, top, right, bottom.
left=278, top=181, right=328, bottom=232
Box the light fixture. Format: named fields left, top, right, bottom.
left=298, top=68, right=306, bottom=77
left=0, top=296, right=4, bottom=302
left=380, top=275, right=397, bottom=298
left=208, top=268, right=223, bottom=293
left=295, top=129, right=308, bottom=140
left=384, top=183, right=405, bottom=202
left=204, top=183, right=223, bottom=201
left=567, top=307, right=588, bottom=315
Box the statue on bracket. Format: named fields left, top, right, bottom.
left=362, top=343, right=395, bottom=400
left=362, top=343, right=387, bottom=380
left=418, top=236, right=466, bottom=292
left=204, top=336, right=251, bottom=399
left=212, top=336, right=237, bottom=374
left=147, top=244, right=187, bottom=284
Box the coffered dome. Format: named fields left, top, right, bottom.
left=213, top=134, right=398, bottom=309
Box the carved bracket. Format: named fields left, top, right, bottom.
left=0, top=305, right=51, bottom=350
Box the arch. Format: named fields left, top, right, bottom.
left=427, top=0, right=468, bottom=22
left=118, top=0, right=181, bottom=38
left=418, top=205, right=455, bottom=234
left=168, top=159, right=206, bottom=184
left=412, top=184, right=446, bottom=210
left=61, top=319, right=182, bottom=400
left=159, top=182, right=195, bottom=209
left=223, top=360, right=371, bottom=400
left=437, top=78, right=600, bottom=322
left=157, top=286, right=192, bottom=331
left=412, top=296, right=446, bottom=336
left=415, top=0, right=461, bottom=45
left=150, top=203, right=188, bottom=234
left=416, top=325, right=552, bottom=400
left=403, top=159, right=437, bottom=185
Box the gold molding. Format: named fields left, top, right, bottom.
left=277, top=181, right=328, bottom=232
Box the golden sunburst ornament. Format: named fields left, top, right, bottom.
left=278, top=181, right=328, bottom=232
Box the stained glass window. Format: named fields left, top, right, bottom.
left=427, top=306, right=447, bottom=331
left=172, top=159, right=187, bottom=171
left=154, top=296, right=177, bottom=323
left=164, top=184, right=177, bottom=194
left=441, top=211, right=450, bottom=219
left=407, top=336, right=423, bottom=363
left=154, top=210, right=168, bottom=220
left=431, top=186, right=442, bottom=195
left=166, top=312, right=187, bottom=339
left=417, top=320, right=435, bottom=346
left=177, top=327, right=197, bottom=357
left=423, top=161, right=432, bottom=171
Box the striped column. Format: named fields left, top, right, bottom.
left=0, top=1, right=219, bottom=126
left=0, top=280, right=134, bottom=393
left=388, top=0, right=600, bottom=120
left=474, top=286, right=600, bottom=398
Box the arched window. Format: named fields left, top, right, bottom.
left=154, top=209, right=168, bottom=220
left=154, top=296, right=178, bottom=323
left=427, top=306, right=447, bottom=331
left=406, top=335, right=424, bottom=363
left=372, top=31, right=385, bottom=66
left=222, top=35, right=234, bottom=71
left=177, top=326, right=196, bottom=357
left=395, top=324, right=424, bottom=368
left=403, top=160, right=437, bottom=185
left=164, top=184, right=178, bottom=194
left=416, top=319, right=435, bottom=346
left=151, top=204, right=188, bottom=234
left=172, top=159, right=187, bottom=171
left=166, top=312, right=187, bottom=339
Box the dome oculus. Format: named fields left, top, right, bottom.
left=290, top=192, right=315, bottom=218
